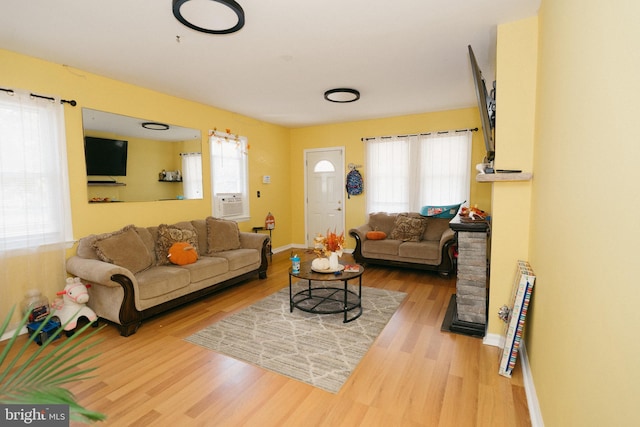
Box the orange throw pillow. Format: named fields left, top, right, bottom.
left=366, top=231, right=387, bottom=240
left=167, top=242, right=198, bottom=265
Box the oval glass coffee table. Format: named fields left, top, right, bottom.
left=289, top=260, right=364, bottom=323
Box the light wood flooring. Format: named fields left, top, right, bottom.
left=7, top=252, right=531, bottom=426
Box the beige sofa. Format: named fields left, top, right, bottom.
left=349, top=212, right=456, bottom=276
left=66, top=217, right=269, bottom=336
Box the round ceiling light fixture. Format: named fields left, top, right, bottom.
left=173, top=0, right=245, bottom=35
left=142, top=122, right=170, bottom=131
left=324, top=88, right=360, bottom=103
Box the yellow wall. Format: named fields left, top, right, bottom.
left=0, top=48, right=291, bottom=325
left=290, top=108, right=491, bottom=248
left=486, top=17, right=537, bottom=338
left=526, top=0, right=640, bottom=425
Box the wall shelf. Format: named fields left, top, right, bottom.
left=87, top=182, right=126, bottom=186
left=476, top=172, right=532, bottom=182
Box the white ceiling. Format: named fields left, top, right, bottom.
left=1, top=0, right=540, bottom=128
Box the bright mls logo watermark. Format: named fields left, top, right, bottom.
left=1, top=404, right=69, bottom=426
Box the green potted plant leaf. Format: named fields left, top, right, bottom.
left=0, top=306, right=106, bottom=423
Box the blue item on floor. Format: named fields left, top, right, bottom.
left=27, top=319, right=62, bottom=345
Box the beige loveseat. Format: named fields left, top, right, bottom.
left=66, top=217, right=269, bottom=336
left=349, top=212, right=456, bottom=276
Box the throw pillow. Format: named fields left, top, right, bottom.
left=389, top=214, right=428, bottom=242
left=92, top=225, right=154, bottom=274
left=206, top=217, right=241, bottom=254
left=366, top=230, right=387, bottom=240
left=155, top=224, right=199, bottom=265
left=167, top=242, right=198, bottom=265
left=368, top=212, right=396, bottom=235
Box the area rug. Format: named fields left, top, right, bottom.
left=185, top=282, right=406, bottom=393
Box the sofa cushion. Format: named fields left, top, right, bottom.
left=191, top=219, right=209, bottom=256
left=214, top=248, right=260, bottom=271
left=178, top=256, right=229, bottom=283
left=135, top=226, right=157, bottom=264
left=155, top=223, right=199, bottom=265
left=389, top=214, right=427, bottom=242
left=206, top=217, right=241, bottom=253
left=362, top=239, right=402, bottom=256
left=92, top=225, right=154, bottom=274
left=135, top=266, right=190, bottom=300
left=423, top=218, right=451, bottom=242
left=398, top=241, right=440, bottom=261
left=77, top=234, right=100, bottom=260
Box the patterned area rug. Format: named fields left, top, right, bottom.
left=185, top=282, right=406, bottom=393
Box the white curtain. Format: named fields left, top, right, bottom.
left=209, top=130, right=249, bottom=220
left=365, top=130, right=471, bottom=213
left=180, top=152, right=203, bottom=199
left=0, top=90, right=73, bottom=324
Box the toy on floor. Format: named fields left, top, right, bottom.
left=51, top=277, right=97, bottom=335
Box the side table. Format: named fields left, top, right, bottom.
left=289, top=261, right=364, bottom=323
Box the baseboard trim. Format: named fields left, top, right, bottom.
left=273, top=245, right=354, bottom=255
left=519, top=341, right=544, bottom=427
left=1, top=326, right=27, bottom=342
left=483, top=334, right=544, bottom=426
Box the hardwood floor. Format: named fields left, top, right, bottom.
left=7, top=252, right=531, bottom=426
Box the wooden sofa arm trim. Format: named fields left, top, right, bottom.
left=110, top=273, right=143, bottom=337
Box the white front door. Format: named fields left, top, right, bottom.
left=305, top=148, right=345, bottom=248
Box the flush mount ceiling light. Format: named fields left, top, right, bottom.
left=142, top=122, right=170, bottom=131
left=324, top=88, right=361, bottom=103
left=172, top=0, right=245, bottom=34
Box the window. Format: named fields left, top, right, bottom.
left=0, top=90, right=73, bottom=251
left=181, top=152, right=203, bottom=199
left=209, top=131, right=249, bottom=220
left=314, top=160, right=335, bottom=172
left=365, top=131, right=471, bottom=213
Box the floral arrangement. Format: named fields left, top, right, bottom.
left=314, top=229, right=345, bottom=258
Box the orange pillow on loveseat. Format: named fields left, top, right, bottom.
left=366, top=230, right=387, bottom=240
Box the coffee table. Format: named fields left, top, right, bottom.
left=289, top=260, right=364, bottom=323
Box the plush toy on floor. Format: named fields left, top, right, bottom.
left=51, top=277, right=97, bottom=335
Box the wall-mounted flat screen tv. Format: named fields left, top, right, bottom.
left=468, top=45, right=496, bottom=163
left=84, top=136, right=128, bottom=176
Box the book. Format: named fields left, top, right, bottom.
left=499, top=260, right=536, bottom=378
left=343, top=264, right=360, bottom=272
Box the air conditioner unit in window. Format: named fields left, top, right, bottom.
left=215, top=193, right=243, bottom=218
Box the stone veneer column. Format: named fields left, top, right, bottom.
left=447, top=216, right=489, bottom=336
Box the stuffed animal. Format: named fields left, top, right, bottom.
left=51, top=277, right=97, bottom=333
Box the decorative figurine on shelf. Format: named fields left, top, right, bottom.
left=51, top=277, right=97, bottom=335
left=265, top=212, right=275, bottom=230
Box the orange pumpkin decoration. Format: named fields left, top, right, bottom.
left=366, top=230, right=387, bottom=240
left=167, top=242, right=198, bottom=265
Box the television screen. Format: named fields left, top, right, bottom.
left=84, top=136, right=128, bottom=176
left=468, top=45, right=496, bottom=163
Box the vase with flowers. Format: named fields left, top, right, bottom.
left=313, top=229, right=344, bottom=270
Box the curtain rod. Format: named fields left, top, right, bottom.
left=0, top=87, right=77, bottom=106
left=361, top=127, right=478, bottom=141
